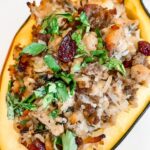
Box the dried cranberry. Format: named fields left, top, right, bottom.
left=123, top=60, right=132, bottom=68
left=138, top=41, right=150, bottom=56
left=28, top=139, right=45, bottom=150
left=58, top=32, right=77, bottom=63
left=76, top=137, right=83, bottom=146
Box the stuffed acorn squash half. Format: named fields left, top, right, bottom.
left=0, top=0, right=150, bottom=150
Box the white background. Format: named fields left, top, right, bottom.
left=0, top=0, right=150, bottom=150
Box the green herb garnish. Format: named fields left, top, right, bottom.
left=44, top=54, right=61, bottom=72
left=56, top=13, right=73, bottom=22
left=55, top=72, right=76, bottom=95
left=21, top=42, right=47, bottom=56
left=6, top=92, right=36, bottom=119
left=95, top=28, right=104, bottom=49
left=71, top=30, right=87, bottom=57
left=42, top=16, right=59, bottom=35
left=34, top=86, right=46, bottom=98
left=105, top=58, right=126, bottom=76
left=49, top=109, right=59, bottom=119
left=56, top=81, right=69, bottom=102
left=62, top=130, right=77, bottom=150
left=43, top=93, right=57, bottom=108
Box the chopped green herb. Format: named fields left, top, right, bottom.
left=49, top=109, right=59, bottom=119
left=62, top=130, right=77, bottom=150
left=55, top=72, right=76, bottom=95
left=35, top=123, right=46, bottom=133
left=42, top=16, right=59, bottom=35
left=44, top=54, right=61, bottom=72
left=95, top=28, right=104, bottom=49
left=76, top=11, right=90, bottom=32
left=6, top=92, right=37, bottom=119
left=21, top=42, right=47, bottom=56
left=20, top=119, right=29, bottom=126
left=56, top=13, right=73, bottom=22
left=47, top=82, right=57, bottom=93
left=43, top=93, right=55, bottom=108
left=19, top=86, right=26, bottom=94
left=6, top=92, right=15, bottom=119
left=71, top=30, right=87, bottom=57
left=56, top=81, right=69, bottom=102
left=53, top=136, right=62, bottom=150
left=105, top=58, right=126, bottom=76
left=55, top=72, right=73, bottom=84
left=34, top=86, right=46, bottom=98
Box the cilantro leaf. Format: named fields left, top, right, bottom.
left=56, top=81, right=69, bottom=102
left=49, top=109, right=59, bottom=119
left=21, top=42, right=47, bottom=56
left=62, top=130, right=77, bottom=150
left=105, top=58, right=126, bottom=76
left=44, top=54, right=61, bottom=72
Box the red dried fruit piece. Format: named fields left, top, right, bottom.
left=28, top=139, right=45, bottom=150
left=138, top=41, right=150, bottom=56
left=123, top=60, right=132, bottom=68
left=58, top=32, right=77, bottom=63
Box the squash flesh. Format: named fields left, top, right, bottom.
left=0, top=0, right=150, bottom=150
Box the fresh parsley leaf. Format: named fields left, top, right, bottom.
left=22, top=94, right=36, bottom=103
left=42, top=16, right=59, bottom=35
left=95, top=28, right=104, bottom=49
left=71, top=30, right=87, bottom=57
left=62, top=130, right=77, bottom=150
left=56, top=13, right=73, bottom=22
left=55, top=72, right=76, bottom=95
left=43, top=93, right=55, bottom=108
left=49, top=109, right=59, bottom=119
left=81, top=56, right=95, bottom=67
left=44, top=54, right=61, bottom=72
left=91, top=50, right=108, bottom=57
left=79, top=12, right=90, bottom=26
left=77, top=11, right=90, bottom=32
left=35, top=123, right=46, bottom=133
left=21, top=42, right=47, bottom=56
left=6, top=92, right=15, bottom=119
left=47, top=82, right=57, bottom=93
left=91, top=50, right=108, bottom=65
left=19, top=102, right=36, bottom=111
left=56, top=81, right=69, bottom=102
left=53, top=136, right=62, bottom=150
left=34, top=86, right=46, bottom=98
left=20, top=119, right=29, bottom=126
left=55, top=72, right=73, bottom=84
left=6, top=91, right=37, bottom=119
left=105, top=58, right=126, bottom=76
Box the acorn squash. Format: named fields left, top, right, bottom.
left=0, top=0, right=150, bottom=150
